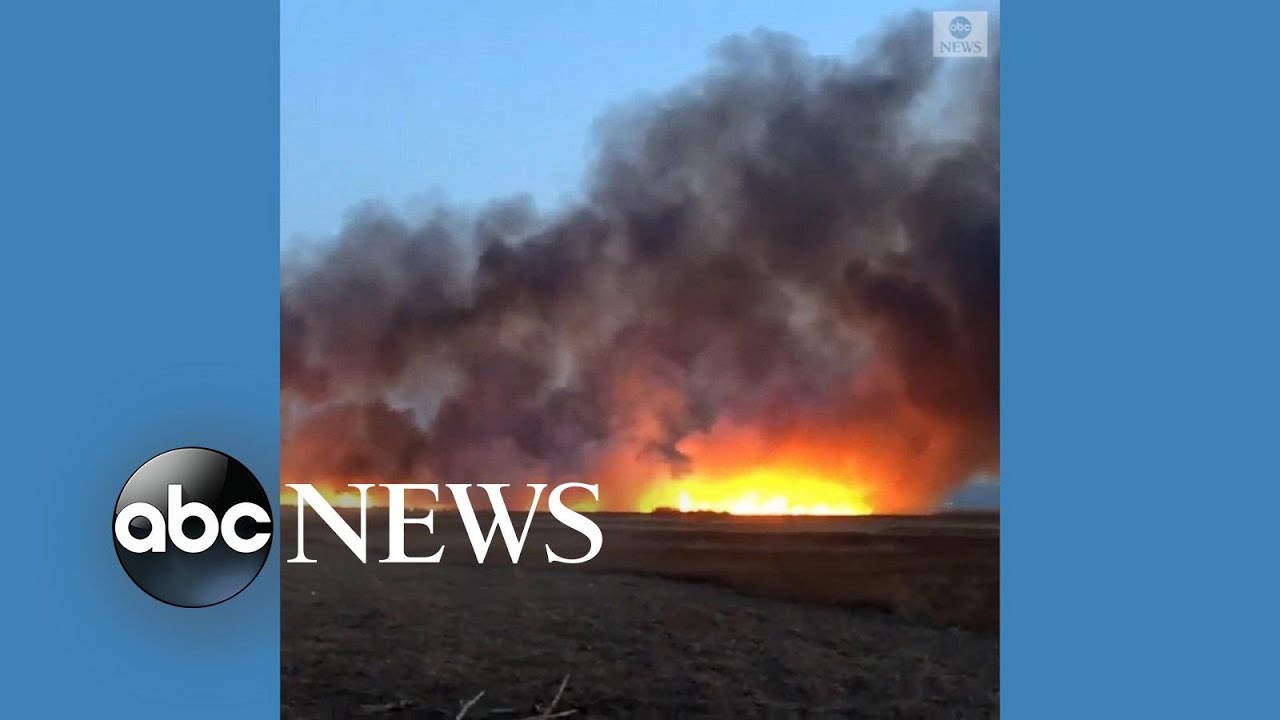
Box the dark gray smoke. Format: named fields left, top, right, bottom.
left=282, top=14, right=999, bottom=512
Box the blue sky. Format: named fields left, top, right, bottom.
left=281, top=0, right=932, bottom=244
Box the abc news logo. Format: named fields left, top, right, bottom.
left=113, top=448, right=604, bottom=607
left=113, top=447, right=273, bottom=608
left=933, top=11, right=989, bottom=58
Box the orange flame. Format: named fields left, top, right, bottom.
left=629, top=417, right=883, bottom=516
left=639, top=467, right=873, bottom=516
left=282, top=396, right=954, bottom=515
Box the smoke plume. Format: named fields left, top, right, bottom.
left=282, top=14, right=999, bottom=512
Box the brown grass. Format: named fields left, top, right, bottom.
left=281, top=509, right=998, bottom=718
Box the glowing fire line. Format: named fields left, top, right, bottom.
left=639, top=467, right=874, bottom=516
left=281, top=467, right=874, bottom=516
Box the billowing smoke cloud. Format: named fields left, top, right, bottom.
left=282, top=14, right=999, bottom=512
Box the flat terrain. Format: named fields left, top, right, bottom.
left=282, top=510, right=998, bottom=719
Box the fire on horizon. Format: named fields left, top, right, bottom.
left=280, top=19, right=999, bottom=518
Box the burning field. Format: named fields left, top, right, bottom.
left=281, top=11, right=999, bottom=719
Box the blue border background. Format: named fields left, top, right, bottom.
left=2, top=2, right=279, bottom=716
left=1003, top=2, right=1280, bottom=717
left=3, top=1, right=1278, bottom=717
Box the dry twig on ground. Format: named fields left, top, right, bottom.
left=455, top=690, right=486, bottom=719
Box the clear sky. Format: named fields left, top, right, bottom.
left=280, top=0, right=934, bottom=244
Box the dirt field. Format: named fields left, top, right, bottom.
left=281, top=510, right=998, bottom=719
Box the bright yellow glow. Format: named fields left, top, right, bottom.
left=639, top=467, right=874, bottom=516
left=567, top=495, right=601, bottom=513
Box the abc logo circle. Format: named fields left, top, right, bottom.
left=949, top=16, right=973, bottom=39
left=113, top=447, right=273, bottom=607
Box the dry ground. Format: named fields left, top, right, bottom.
left=281, top=509, right=998, bottom=719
